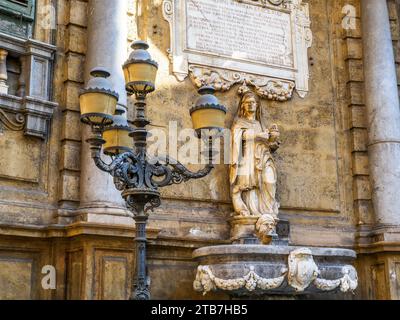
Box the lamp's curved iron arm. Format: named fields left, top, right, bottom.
left=150, top=155, right=214, bottom=188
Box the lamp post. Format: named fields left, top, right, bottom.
left=79, top=41, right=226, bottom=300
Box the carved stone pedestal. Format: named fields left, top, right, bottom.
left=230, top=216, right=260, bottom=244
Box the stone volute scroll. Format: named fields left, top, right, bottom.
left=163, top=0, right=312, bottom=98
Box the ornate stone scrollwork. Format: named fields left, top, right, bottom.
left=235, top=0, right=290, bottom=9
left=189, top=65, right=295, bottom=101
left=189, top=65, right=240, bottom=92
left=0, top=109, right=25, bottom=132
left=314, top=265, right=358, bottom=293
left=193, top=265, right=287, bottom=295
left=288, top=248, right=358, bottom=293
left=287, top=248, right=320, bottom=291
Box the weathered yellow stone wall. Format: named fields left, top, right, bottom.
left=54, top=0, right=87, bottom=221
left=0, top=1, right=60, bottom=226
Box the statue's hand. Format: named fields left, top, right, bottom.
left=256, top=132, right=270, bottom=141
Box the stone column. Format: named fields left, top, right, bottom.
left=79, top=0, right=131, bottom=224
left=361, top=0, right=400, bottom=226
left=0, top=49, right=8, bottom=94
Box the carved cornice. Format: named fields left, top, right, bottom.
left=0, top=221, right=162, bottom=240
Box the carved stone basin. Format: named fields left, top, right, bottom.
left=193, top=245, right=358, bottom=297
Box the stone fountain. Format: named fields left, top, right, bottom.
left=192, top=88, right=358, bottom=299
left=193, top=242, right=358, bottom=298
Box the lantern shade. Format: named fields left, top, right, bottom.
left=190, top=108, right=226, bottom=131
left=190, top=86, right=227, bottom=135
left=80, top=67, right=119, bottom=125
left=103, top=128, right=133, bottom=155
left=123, top=41, right=158, bottom=95
left=103, top=110, right=133, bottom=156
left=80, top=92, right=118, bottom=125
left=123, top=62, right=158, bottom=94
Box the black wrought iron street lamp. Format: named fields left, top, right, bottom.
left=79, top=40, right=226, bottom=300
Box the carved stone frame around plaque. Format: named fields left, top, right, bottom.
left=162, top=0, right=312, bottom=100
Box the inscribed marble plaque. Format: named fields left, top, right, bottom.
left=186, top=0, right=293, bottom=68
left=163, top=0, right=312, bottom=98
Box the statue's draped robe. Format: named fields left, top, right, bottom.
left=230, top=117, right=279, bottom=217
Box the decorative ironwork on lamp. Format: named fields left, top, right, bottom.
left=79, top=40, right=227, bottom=300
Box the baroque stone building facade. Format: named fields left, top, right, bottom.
left=0, top=0, right=399, bottom=300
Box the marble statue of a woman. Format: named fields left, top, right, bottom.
left=230, top=90, right=281, bottom=243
